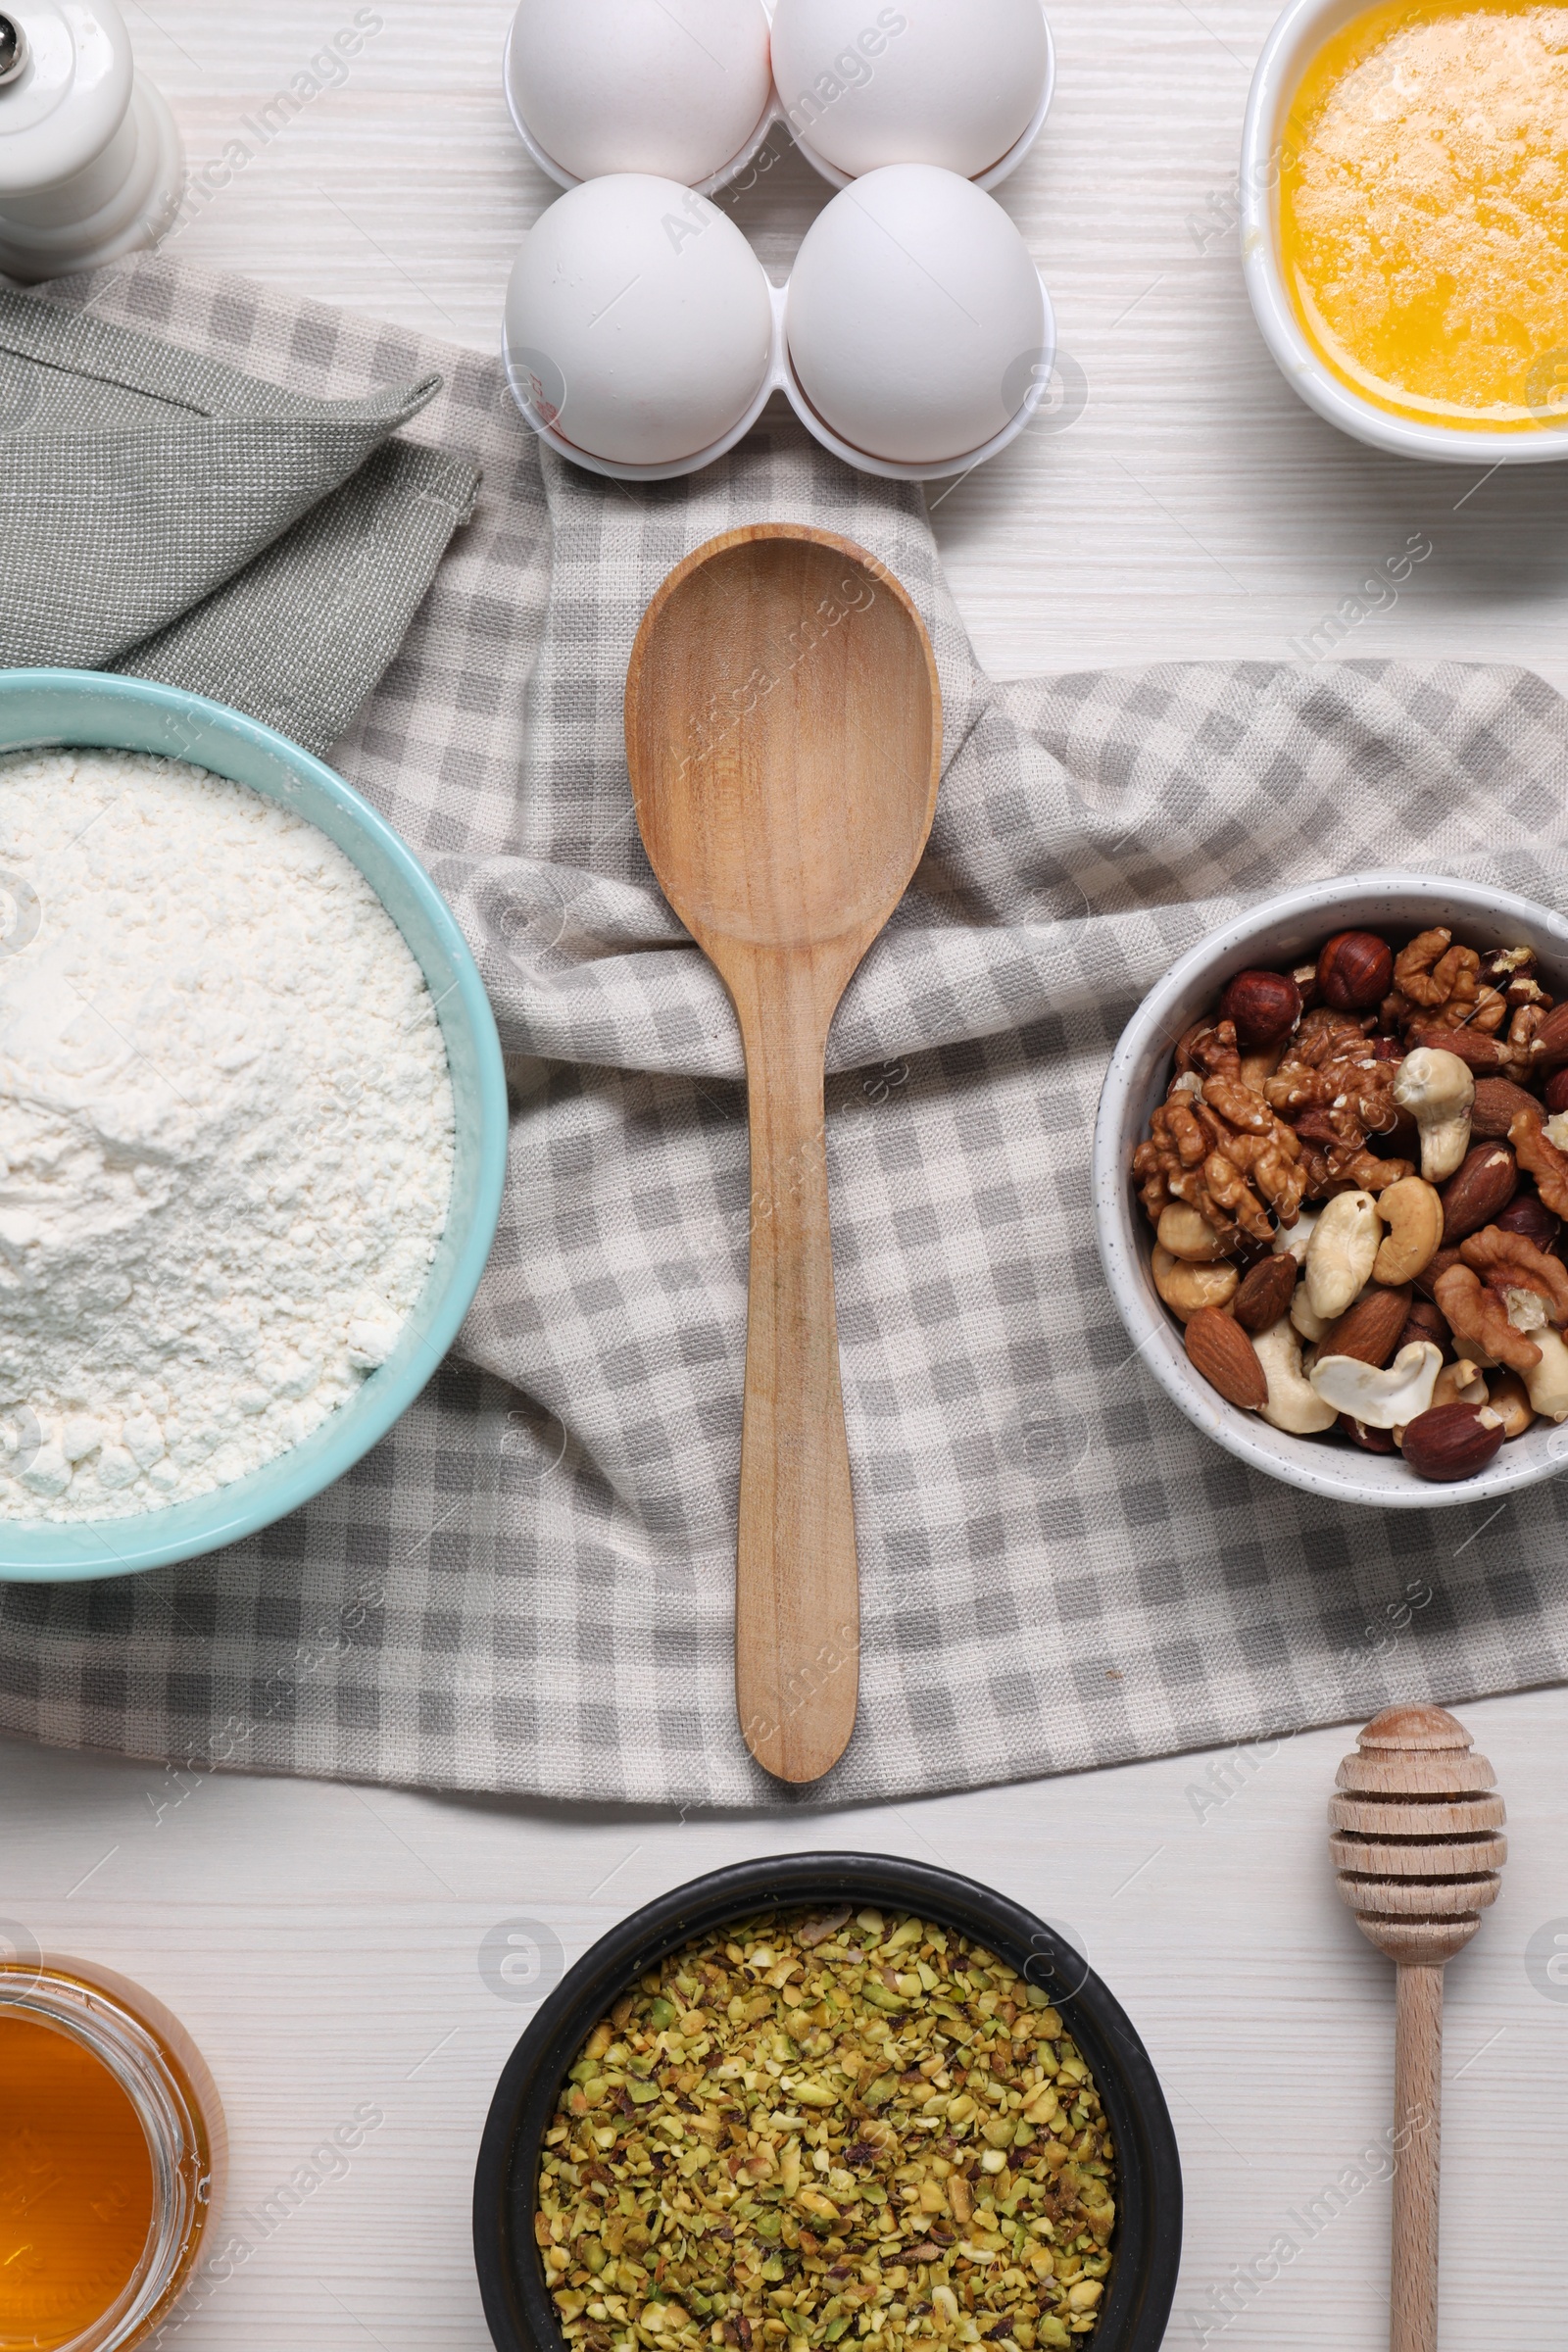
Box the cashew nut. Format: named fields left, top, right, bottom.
left=1524, top=1326, right=1568, bottom=1423
left=1310, top=1342, right=1444, bottom=1430
left=1371, top=1176, right=1445, bottom=1286
left=1432, top=1359, right=1489, bottom=1412
left=1304, top=1190, right=1383, bottom=1320
left=1292, top=1285, right=1332, bottom=1344
left=1273, top=1207, right=1317, bottom=1266
left=1156, top=1203, right=1228, bottom=1263
left=1487, top=1370, right=1537, bottom=1439
left=1254, top=1316, right=1338, bottom=1435
left=1152, top=1245, right=1238, bottom=1322
left=1392, top=1048, right=1475, bottom=1182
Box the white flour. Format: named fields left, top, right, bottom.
left=0, top=749, right=456, bottom=1523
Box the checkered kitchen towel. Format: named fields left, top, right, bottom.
left=5, top=256, right=1568, bottom=1808
left=0, top=275, right=478, bottom=753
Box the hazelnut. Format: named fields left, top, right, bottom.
left=1340, top=1415, right=1396, bottom=1455
left=1494, top=1194, right=1562, bottom=1253
left=1400, top=1402, right=1506, bottom=1483
left=1398, top=1298, right=1453, bottom=1361
left=1292, top=961, right=1322, bottom=1010
left=1218, top=967, right=1302, bottom=1050
left=1318, top=930, right=1396, bottom=1011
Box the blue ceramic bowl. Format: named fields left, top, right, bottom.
left=0, top=671, right=508, bottom=1583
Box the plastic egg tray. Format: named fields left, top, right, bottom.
left=501, top=3, right=1058, bottom=485
left=504, top=0, right=1055, bottom=199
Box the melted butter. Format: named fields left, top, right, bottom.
left=0, top=2014, right=155, bottom=2348
left=1280, top=2, right=1568, bottom=428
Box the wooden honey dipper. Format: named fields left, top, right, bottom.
left=1330, top=1705, right=1507, bottom=2352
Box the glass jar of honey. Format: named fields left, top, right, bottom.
left=0, top=1950, right=225, bottom=2352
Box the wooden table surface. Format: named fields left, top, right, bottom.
left=8, top=4, right=1568, bottom=2346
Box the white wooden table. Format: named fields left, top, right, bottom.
left=8, top=4, right=1568, bottom=2345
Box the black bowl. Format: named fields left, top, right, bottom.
left=473, top=1853, right=1181, bottom=2352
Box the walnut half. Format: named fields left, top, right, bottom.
left=1133, top=1069, right=1306, bottom=1246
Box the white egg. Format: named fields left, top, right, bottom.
left=770, top=0, right=1050, bottom=180
left=507, top=0, right=774, bottom=185
left=785, top=166, right=1046, bottom=465
left=506, top=176, right=775, bottom=468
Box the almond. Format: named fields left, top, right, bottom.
left=1232, top=1253, right=1298, bottom=1334
left=1184, top=1307, right=1268, bottom=1411
left=1471, top=1077, right=1542, bottom=1141
left=1323, top=1284, right=1413, bottom=1369
left=1530, top=1004, right=1568, bottom=1075
left=1441, top=1144, right=1518, bottom=1245
left=1407, top=1025, right=1502, bottom=1074
left=1400, top=1402, right=1506, bottom=1483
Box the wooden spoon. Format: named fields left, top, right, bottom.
left=1330, top=1704, right=1507, bottom=2352
left=625, top=525, right=942, bottom=1785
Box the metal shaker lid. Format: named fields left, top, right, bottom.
left=0, top=1, right=134, bottom=195
left=0, top=18, right=30, bottom=86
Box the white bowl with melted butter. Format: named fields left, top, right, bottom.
left=1242, top=0, right=1568, bottom=465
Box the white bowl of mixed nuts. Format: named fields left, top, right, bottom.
left=1094, top=874, right=1568, bottom=1508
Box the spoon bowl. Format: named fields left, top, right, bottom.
left=632, top=532, right=939, bottom=951
left=626, top=526, right=942, bottom=1783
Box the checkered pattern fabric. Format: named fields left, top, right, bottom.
left=0, top=275, right=478, bottom=754
left=4, top=256, right=1568, bottom=1808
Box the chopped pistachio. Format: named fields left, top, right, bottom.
left=536, top=1911, right=1117, bottom=2352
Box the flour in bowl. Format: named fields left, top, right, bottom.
left=0, top=749, right=456, bottom=1522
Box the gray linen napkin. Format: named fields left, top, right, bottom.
left=4, top=257, right=1568, bottom=1811
left=0, top=275, right=479, bottom=754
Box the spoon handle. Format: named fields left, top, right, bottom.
left=733, top=973, right=860, bottom=1785
left=1392, top=1962, right=1443, bottom=2352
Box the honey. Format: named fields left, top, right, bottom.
left=0, top=1962, right=223, bottom=2352
left=1280, top=3, right=1568, bottom=430
left=0, top=2015, right=156, bottom=2350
